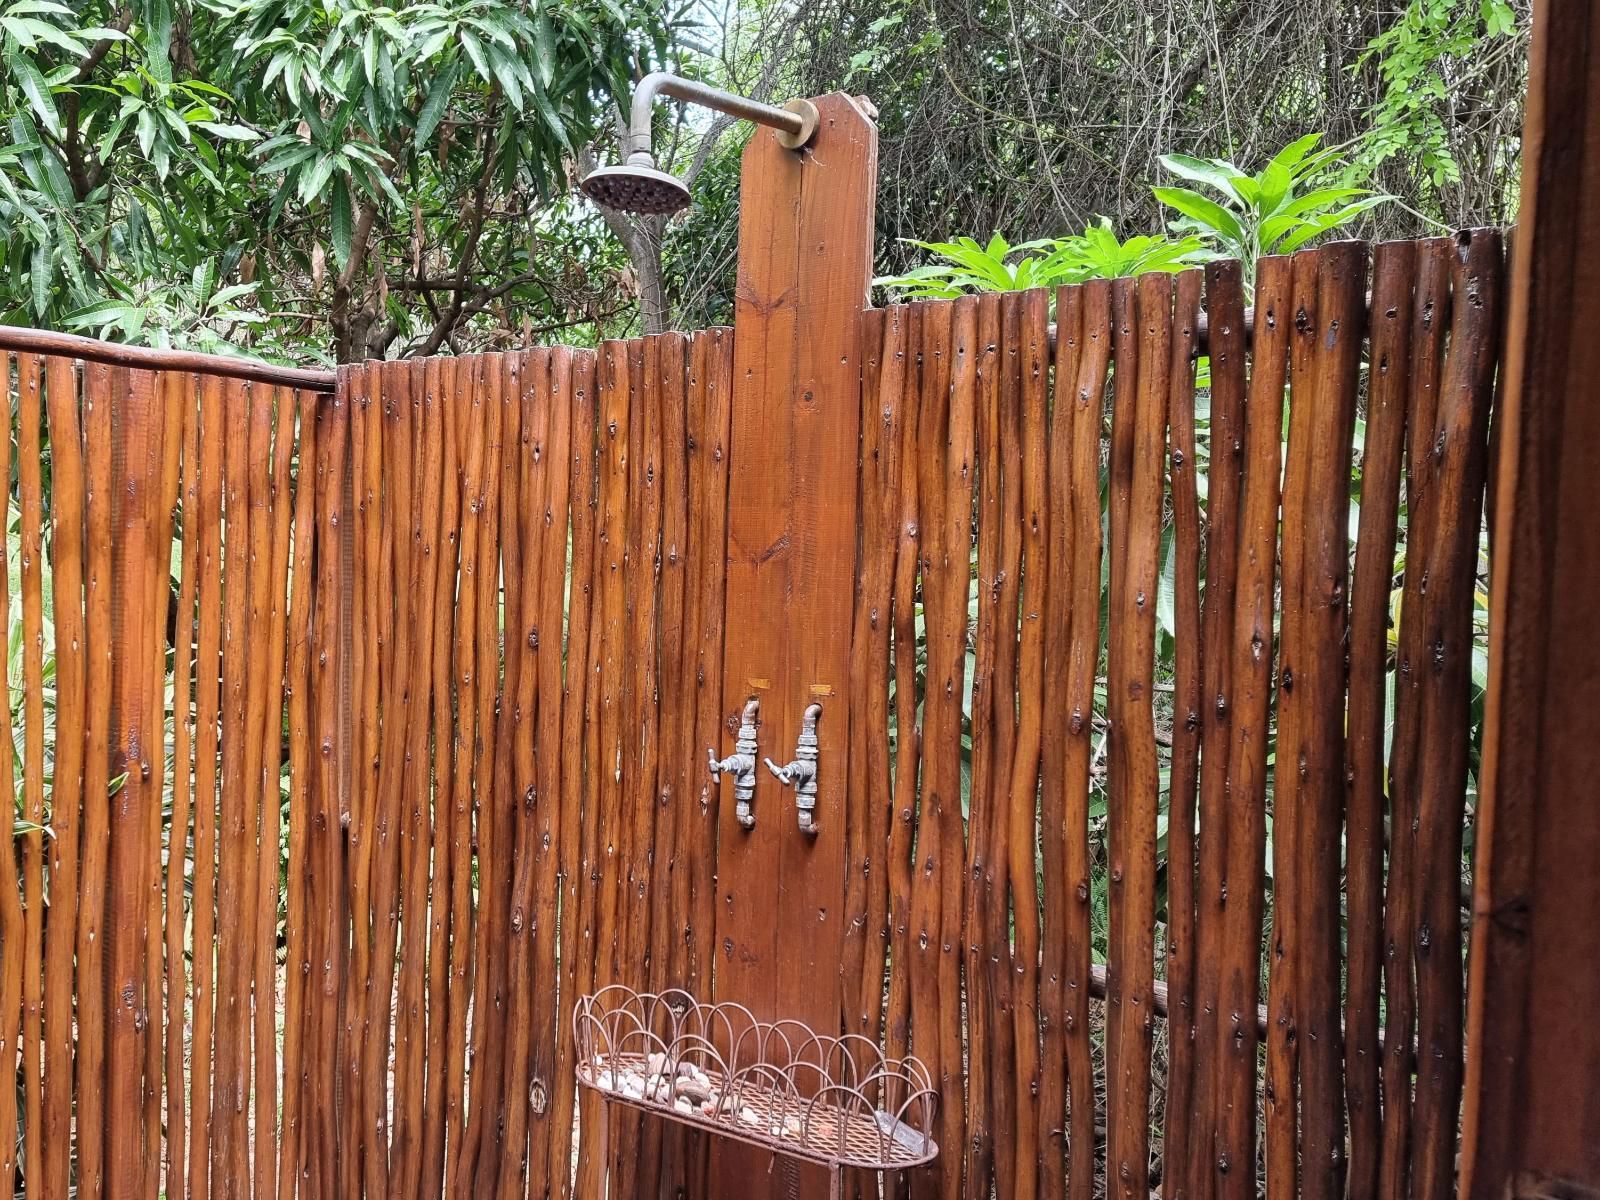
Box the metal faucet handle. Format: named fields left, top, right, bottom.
left=768, top=702, right=822, bottom=835
left=709, top=698, right=761, bottom=831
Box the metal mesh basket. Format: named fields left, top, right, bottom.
left=573, top=985, right=939, bottom=1172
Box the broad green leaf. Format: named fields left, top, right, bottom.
left=7, top=51, right=59, bottom=136
left=0, top=16, right=38, bottom=47
left=144, top=0, right=173, bottom=89
left=413, top=60, right=458, bottom=147
left=532, top=10, right=556, bottom=86
left=1276, top=196, right=1390, bottom=253
left=5, top=1, right=75, bottom=17
left=459, top=28, right=489, bottom=81
left=9, top=18, right=84, bottom=55
left=1265, top=132, right=1323, bottom=177
left=134, top=106, right=158, bottom=158
left=209, top=282, right=258, bottom=307
left=298, top=152, right=336, bottom=202
left=1158, top=154, right=1244, bottom=203
left=330, top=175, right=352, bottom=265
left=29, top=238, right=49, bottom=316
left=193, top=120, right=259, bottom=141
left=257, top=142, right=317, bottom=174
left=1153, top=186, right=1246, bottom=247
left=1258, top=163, right=1293, bottom=215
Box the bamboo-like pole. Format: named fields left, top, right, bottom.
left=1161, top=270, right=1204, bottom=1200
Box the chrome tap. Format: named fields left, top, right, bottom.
left=708, top=697, right=761, bottom=830
left=764, top=702, right=822, bottom=835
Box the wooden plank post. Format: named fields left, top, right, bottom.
left=1461, top=1, right=1600, bottom=1196
left=711, top=92, right=877, bottom=1196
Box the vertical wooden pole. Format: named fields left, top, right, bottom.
left=1461, top=2, right=1600, bottom=1193
left=712, top=92, right=876, bottom=1197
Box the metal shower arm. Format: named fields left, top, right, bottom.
left=624, top=71, right=815, bottom=159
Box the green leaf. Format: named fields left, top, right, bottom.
left=459, top=28, right=489, bottom=81
left=0, top=16, right=38, bottom=47
left=487, top=41, right=524, bottom=111
left=1153, top=186, right=1246, bottom=247
left=256, top=142, right=317, bottom=174
left=1275, top=196, right=1390, bottom=253
left=904, top=237, right=1016, bottom=290
left=532, top=10, right=556, bottom=86
left=7, top=51, right=59, bottom=137
left=30, top=238, right=50, bottom=316
left=413, top=60, right=458, bottom=148
left=528, top=74, right=568, bottom=151
left=144, top=0, right=173, bottom=89
left=8, top=18, right=85, bottom=55
left=4, top=2, right=76, bottom=17
left=329, top=175, right=352, bottom=266
left=208, top=282, right=258, bottom=307
left=1265, top=132, right=1324, bottom=177
left=135, top=106, right=158, bottom=158
left=1158, top=154, right=1245, bottom=204
left=298, top=152, right=336, bottom=202
left=193, top=121, right=259, bottom=142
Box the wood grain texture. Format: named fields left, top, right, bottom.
left=42, top=355, right=86, bottom=1200
left=1107, top=274, right=1171, bottom=1200
left=1382, top=236, right=1454, bottom=1200
left=1186, top=260, right=1247, bottom=1200
left=15, top=233, right=1516, bottom=1200
left=1408, top=229, right=1501, bottom=1200
left=279, top=387, right=320, bottom=1200
left=16, top=354, right=45, bottom=1200
left=76, top=361, right=113, bottom=1196
left=1462, top=4, right=1600, bottom=1190
left=907, top=297, right=958, bottom=1200
left=1161, top=272, right=1203, bottom=1200
left=962, top=293, right=1000, bottom=1200
left=1065, top=281, right=1112, bottom=1200
left=552, top=348, right=599, bottom=1200
left=1038, top=286, right=1077, bottom=1200
left=1263, top=251, right=1318, bottom=1200
left=1279, top=242, right=1367, bottom=1200
left=955, top=292, right=993, bottom=1200
left=1210, top=255, right=1292, bottom=1200
left=423, top=356, right=462, bottom=1200
left=0, top=357, right=23, bottom=1200
left=106, top=366, right=157, bottom=1200
left=713, top=92, right=877, bottom=1200
left=883, top=302, right=923, bottom=1200
left=1005, top=287, right=1050, bottom=1199
left=190, top=371, right=225, bottom=1200
left=1345, top=241, right=1416, bottom=1200
left=142, top=370, right=181, bottom=1200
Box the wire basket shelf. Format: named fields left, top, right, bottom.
left=573, top=985, right=939, bottom=1172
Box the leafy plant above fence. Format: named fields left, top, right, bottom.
left=873, top=223, right=1209, bottom=299
left=1155, top=133, right=1393, bottom=287
left=877, top=134, right=1396, bottom=302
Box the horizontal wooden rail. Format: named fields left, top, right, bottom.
left=0, top=325, right=337, bottom=391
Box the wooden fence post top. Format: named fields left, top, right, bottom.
left=711, top=84, right=879, bottom=1200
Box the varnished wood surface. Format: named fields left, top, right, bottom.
left=10, top=234, right=1507, bottom=1200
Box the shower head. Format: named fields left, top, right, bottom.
left=580, top=73, right=818, bottom=216
left=579, top=153, right=693, bottom=216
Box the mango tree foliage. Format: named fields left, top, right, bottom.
left=0, top=0, right=675, bottom=361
